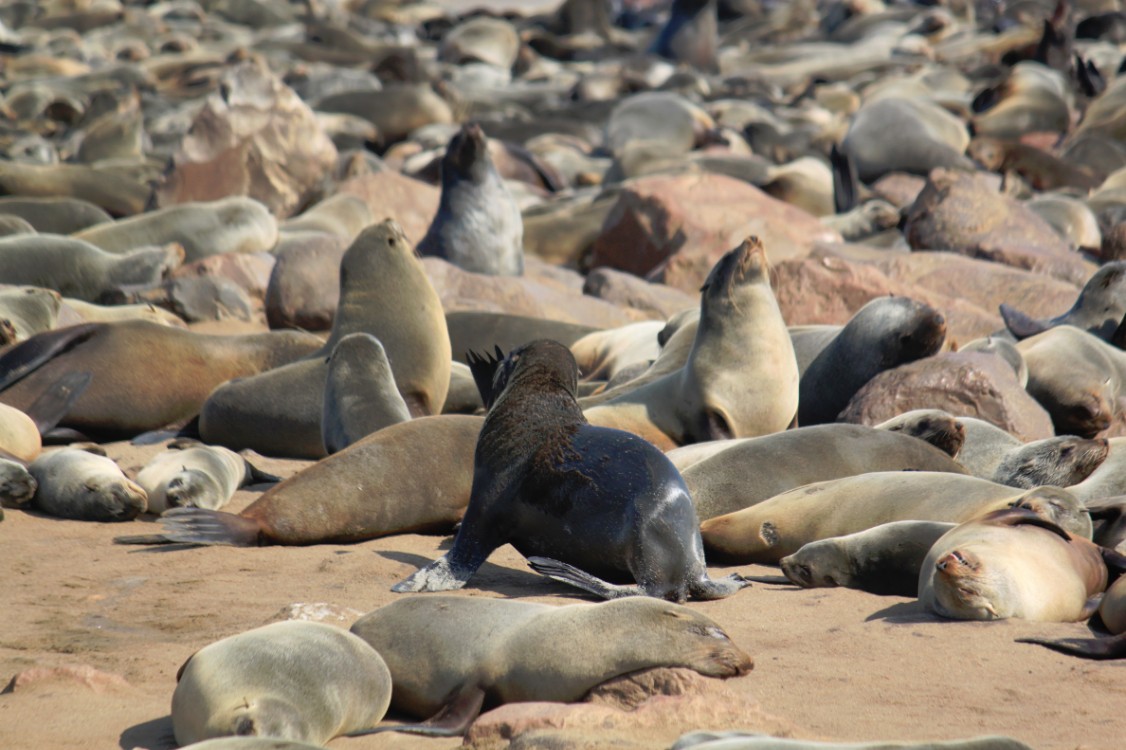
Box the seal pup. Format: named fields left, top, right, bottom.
left=919, top=509, right=1108, bottom=622
left=393, top=340, right=749, bottom=601
left=29, top=447, right=147, bottom=521
left=0, top=322, right=323, bottom=437
left=700, top=473, right=1092, bottom=563
left=680, top=424, right=969, bottom=521
left=115, top=416, right=482, bottom=547
left=199, top=220, right=450, bottom=457
left=0, top=457, right=37, bottom=509
left=322, top=332, right=410, bottom=454
left=135, top=441, right=280, bottom=514
left=348, top=596, right=752, bottom=736
left=584, top=238, right=798, bottom=447
left=998, top=261, right=1126, bottom=341
left=780, top=521, right=958, bottom=597
left=172, top=620, right=392, bottom=746
left=417, top=123, right=523, bottom=276
left=797, top=297, right=947, bottom=425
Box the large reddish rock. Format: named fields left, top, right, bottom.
left=464, top=668, right=799, bottom=750
left=589, top=173, right=840, bottom=293
left=336, top=170, right=439, bottom=246
left=839, top=351, right=1055, bottom=441
left=265, top=232, right=347, bottom=331
left=423, top=257, right=650, bottom=327
left=905, top=168, right=1095, bottom=285
left=153, top=60, right=338, bottom=219
left=771, top=249, right=1001, bottom=343
left=172, top=251, right=276, bottom=300
left=583, top=267, right=697, bottom=318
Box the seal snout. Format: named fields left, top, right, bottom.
left=936, top=550, right=974, bottom=575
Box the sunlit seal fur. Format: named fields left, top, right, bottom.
left=29, top=448, right=147, bottom=521
left=135, top=442, right=280, bottom=514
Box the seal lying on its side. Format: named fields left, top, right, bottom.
left=348, top=596, right=752, bottom=736
left=919, top=509, right=1108, bottom=622
left=29, top=447, right=147, bottom=521
left=393, top=340, right=749, bottom=601
left=135, top=441, right=280, bottom=514
left=172, top=621, right=392, bottom=746
left=1017, top=554, right=1126, bottom=659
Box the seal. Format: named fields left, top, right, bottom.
left=679, top=424, right=969, bottom=521
left=447, top=311, right=598, bottom=366
left=584, top=237, right=798, bottom=448
left=671, top=732, right=1035, bottom=750
left=649, top=0, right=719, bottom=73
left=699, top=473, right=1092, bottom=564
left=418, top=123, right=523, bottom=276
left=780, top=520, right=957, bottom=597
left=1017, top=325, right=1124, bottom=438
left=957, top=337, right=1028, bottom=387
left=0, top=321, right=323, bottom=437
left=135, top=441, right=280, bottom=514
left=991, top=435, right=1108, bottom=488
left=348, top=596, right=752, bottom=736
left=114, top=415, right=482, bottom=547
left=0, top=456, right=37, bottom=509
left=919, top=508, right=1107, bottom=622
left=72, top=196, right=278, bottom=262
left=0, top=234, right=184, bottom=302
left=322, top=332, right=410, bottom=454
left=393, top=340, right=749, bottom=601
left=199, top=220, right=450, bottom=458
left=0, top=160, right=150, bottom=216
left=570, top=321, right=663, bottom=382
left=0, top=196, right=111, bottom=234
left=28, top=447, right=147, bottom=521
left=171, top=620, right=392, bottom=746
left=998, top=261, right=1126, bottom=342
left=1017, top=558, right=1126, bottom=659
left=873, top=409, right=966, bottom=458
left=0, top=286, right=61, bottom=344
left=797, top=297, right=947, bottom=425
left=279, top=193, right=372, bottom=245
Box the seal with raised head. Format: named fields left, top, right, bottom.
left=998, top=261, right=1126, bottom=342
left=700, top=472, right=1092, bottom=564
left=135, top=441, right=280, bottom=514
left=172, top=620, right=392, bottom=746
left=919, top=508, right=1108, bottom=622
left=418, top=123, right=523, bottom=276
left=29, top=447, right=147, bottom=521
left=393, top=340, right=749, bottom=601
left=348, top=595, right=752, bottom=736
left=322, top=332, right=410, bottom=455
left=115, top=415, right=483, bottom=547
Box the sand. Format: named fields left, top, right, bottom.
left=0, top=434, right=1121, bottom=750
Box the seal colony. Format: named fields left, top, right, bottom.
left=4, top=0, right=1126, bottom=747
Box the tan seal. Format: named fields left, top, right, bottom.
left=29, top=447, right=147, bottom=521
left=135, top=441, right=279, bottom=514
left=172, top=620, right=392, bottom=746
left=348, top=595, right=752, bottom=736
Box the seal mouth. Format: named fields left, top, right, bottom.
left=936, top=550, right=976, bottom=576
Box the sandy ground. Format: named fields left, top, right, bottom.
left=0, top=435, right=1122, bottom=750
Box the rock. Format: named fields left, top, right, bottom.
left=336, top=170, right=439, bottom=246
left=771, top=250, right=1001, bottom=343
left=589, top=173, right=840, bottom=293
left=871, top=172, right=928, bottom=209
left=265, top=232, right=347, bottom=331
left=905, top=168, right=1095, bottom=285
left=3, top=664, right=130, bottom=694
left=161, top=276, right=255, bottom=323
left=153, top=60, right=338, bottom=219
left=172, top=251, right=276, bottom=300
left=583, top=267, right=698, bottom=319
left=839, top=351, right=1055, bottom=442
left=464, top=668, right=799, bottom=750
left=268, top=602, right=364, bottom=624
left=422, top=257, right=649, bottom=327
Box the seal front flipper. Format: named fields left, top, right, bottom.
left=154, top=507, right=262, bottom=546
left=22, top=371, right=92, bottom=435
left=0, top=323, right=99, bottom=392
left=347, top=684, right=486, bottom=738
left=999, top=303, right=1048, bottom=340
left=392, top=553, right=479, bottom=593
left=527, top=555, right=645, bottom=599
left=1017, top=633, right=1126, bottom=660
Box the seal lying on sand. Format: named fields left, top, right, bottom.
left=172, top=620, right=392, bottom=746
left=29, top=447, right=147, bottom=521
left=135, top=441, right=280, bottom=514
left=348, top=596, right=752, bottom=736
left=393, top=340, right=749, bottom=601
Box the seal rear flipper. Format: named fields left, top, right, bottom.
left=526, top=556, right=644, bottom=600
left=245, top=460, right=282, bottom=485
left=22, top=371, right=92, bottom=436
left=830, top=143, right=858, bottom=214
left=0, top=323, right=99, bottom=392
left=1017, top=633, right=1126, bottom=660
left=466, top=346, right=506, bottom=408
left=346, top=685, right=486, bottom=738
left=113, top=534, right=179, bottom=545
left=157, top=507, right=262, bottom=546
left=998, top=304, right=1048, bottom=340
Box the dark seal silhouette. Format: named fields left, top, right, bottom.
left=417, top=123, right=523, bottom=276
left=392, top=339, right=749, bottom=602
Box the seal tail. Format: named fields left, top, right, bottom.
left=1016, top=634, right=1126, bottom=660
left=126, top=507, right=262, bottom=546
left=525, top=556, right=644, bottom=600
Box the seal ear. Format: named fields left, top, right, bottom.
left=999, top=303, right=1048, bottom=340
